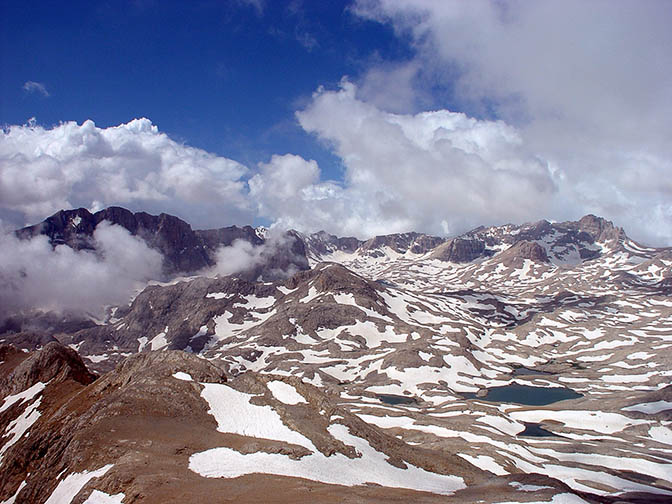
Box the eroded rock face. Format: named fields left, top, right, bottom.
left=302, top=231, right=363, bottom=257
left=430, top=238, right=488, bottom=263
left=15, top=206, right=310, bottom=277
left=360, top=232, right=445, bottom=256
left=578, top=214, right=624, bottom=242
left=497, top=240, right=549, bottom=265
left=105, top=350, right=227, bottom=387
left=0, top=341, right=96, bottom=397
left=0, top=347, right=228, bottom=504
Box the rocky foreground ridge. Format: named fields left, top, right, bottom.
left=1, top=209, right=672, bottom=503
left=0, top=343, right=615, bottom=504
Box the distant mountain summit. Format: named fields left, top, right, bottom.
left=303, top=213, right=632, bottom=267
left=15, top=206, right=309, bottom=278
left=2, top=208, right=672, bottom=502
left=14, top=207, right=636, bottom=275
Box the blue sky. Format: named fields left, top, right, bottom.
left=1, top=0, right=411, bottom=179
left=1, top=1, right=671, bottom=245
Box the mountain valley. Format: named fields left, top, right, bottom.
left=1, top=209, right=671, bottom=503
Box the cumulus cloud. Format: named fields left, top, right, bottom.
left=353, top=1, right=672, bottom=129
left=357, top=61, right=422, bottom=114
left=249, top=153, right=349, bottom=232
left=0, top=118, right=252, bottom=229
left=0, top=222, right=163, bottom=320
left=249, top=81, right=556, bottom=238
left=205, top=228, right=304, bottom=281
left=22, top=81, right=50, bottom=97
left=351, top=0, right=672, bottom=245
left=209, top=239, right=266, bottom=277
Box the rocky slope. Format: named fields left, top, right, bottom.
left=2, top=210, right=672, bottom=502
left=1, top=343, right=581, bottom=504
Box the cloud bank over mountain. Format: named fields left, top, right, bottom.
left=1, top=1, right=671, bottom=245
left=0, top=222, right=162, bottom=319
left=350, top=0, right=672, bottom=245
left=0, top=118, right=252, bottom=229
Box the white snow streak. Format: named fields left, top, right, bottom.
left=267, top=381, right=307, bottom=405
left=45, top=464, right=113, bottom=504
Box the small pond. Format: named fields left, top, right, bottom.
left=377, top=394, right=417, bottom=405
left=464, top=384, right=582, bottom=406
left=518, top=422, right=559, bottom=438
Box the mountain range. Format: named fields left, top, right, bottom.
left=1, top=207, right=671, bottom=503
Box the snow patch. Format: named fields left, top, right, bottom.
left=199, top=383, right=315, bottom=450
left=45, top=465, right=114, bottom=504
left=206, top=292, right=231, bottom=300
left=267, top=380, right=307, bottom=405
left=623, top=400, right=672, bottom=414
left=189, top=423, right=465, bottom=495
left=83, top=490, right=126, bottom=504
left=458, top=454, right=508, bottom=475
left=149, top=326, right=169, bottom=351
left=0, top=382, right=45, bottom=413
left=172, top=372, right=193, bottom=382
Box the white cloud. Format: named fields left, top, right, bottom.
left=6, top=1, right=672, bottom=252
left=349, top=0, right=672, bottom=245
left=0, top=222, right=162, bottom=319
left=357, top=61, right=421, bottom=114
left=22, top=81, right=49, bottom=97
left=0, top=118, right=252, bottom=229
left=353, top=0, right=672, bottom=127
left=205, top=228, right=304, bottom=280
left=249, top=153, right=347, bottom=232
left=249, top=81, right=557, bottom=239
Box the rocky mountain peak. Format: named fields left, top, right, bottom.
left=14, top=206, right=311, bottom=278
left=287, top=263, right=382, bottom=301
left=578, top=214, right=623, bottom=242
left=103, top=350, right=227, bottom=388
left=15, top=207, right=98, bottom=250
left=360, top=232, right=445, bottom=256
left=0, top=341, right=96, bottom=397
left=303, top=231, right=362, bottom=257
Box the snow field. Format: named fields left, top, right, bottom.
left=622, top=400, right=672, bottom=414
left=0, top=397, right=42, bottom=460
left=191, top=238, right=672, bottom=499
left=493, top=494, right=589, bottom=504
left=189, top=423, right=465, bottom=495
left=457, top=454, right=508, bottom=475
left=508, top=410, right=650, bottom=435
left=199, top=382, right=316, bottom=450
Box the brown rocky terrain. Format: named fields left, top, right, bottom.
left=2, top=209, right=672, bottom=503
left=0, top=344, right=593, bottom=504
